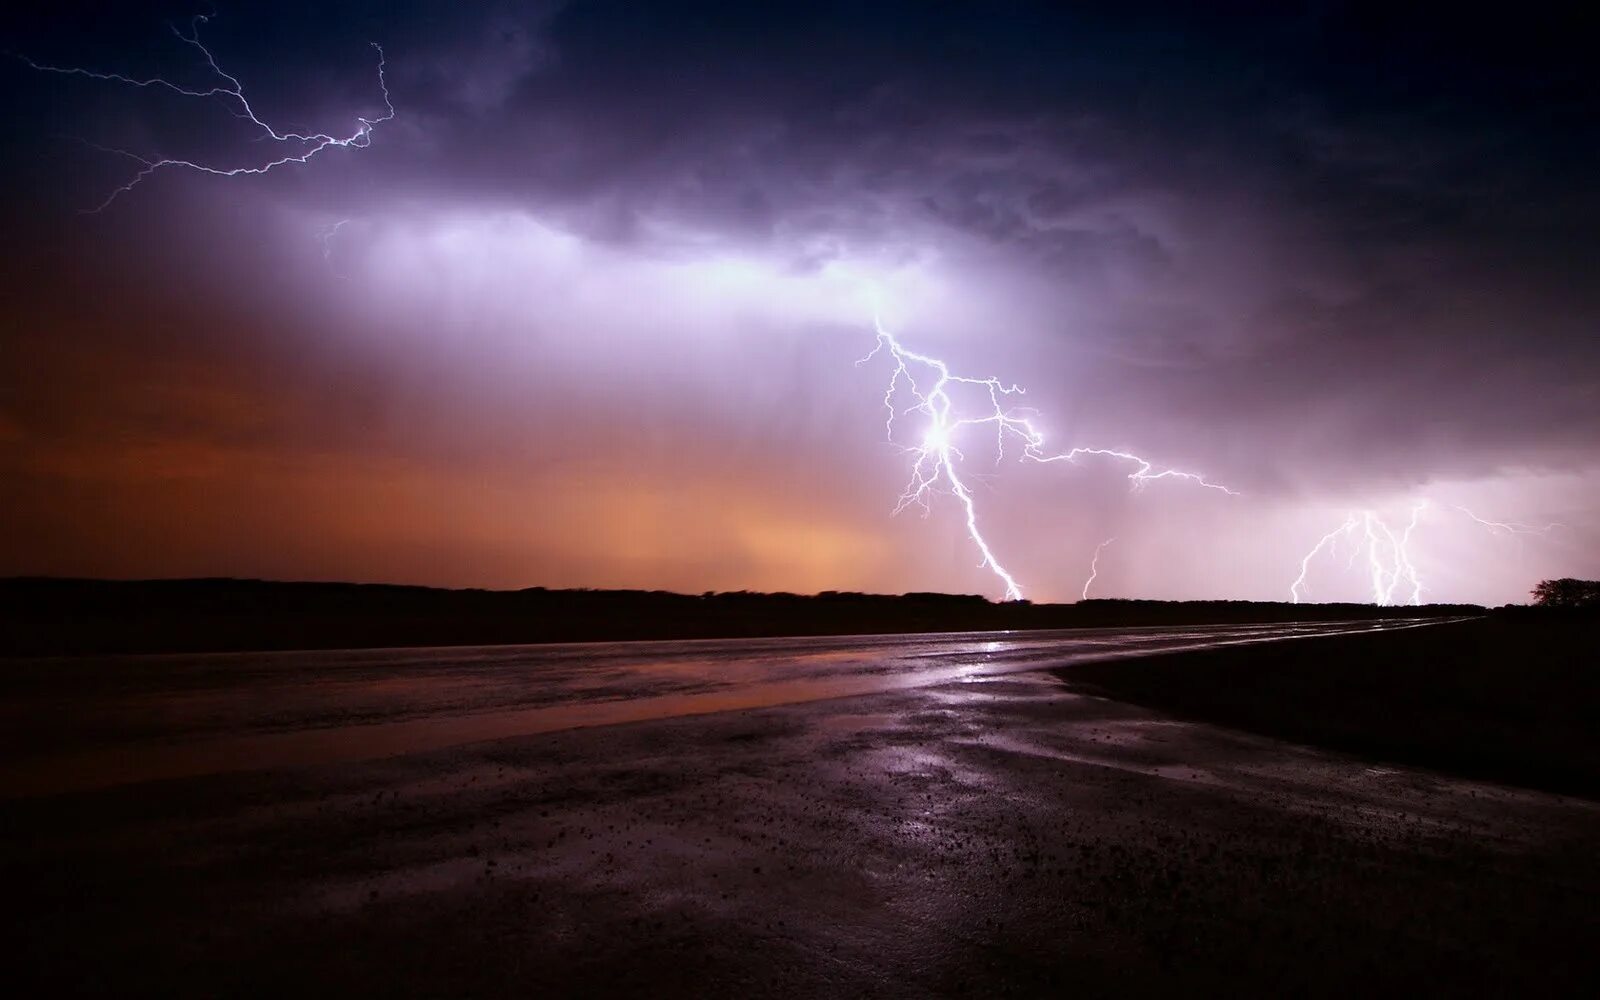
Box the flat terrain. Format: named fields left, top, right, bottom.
left=1065, top=616, right=1600, bottom=797
left=5, top=619, right=1597, bottom=996
left=0, top=576, right=1480, bottom=655
left=0, top=620, right=1427, bottom=795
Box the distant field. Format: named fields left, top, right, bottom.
left=0, top=577, right=1481, bottom=656
left=1060, top=615, right=1600, bottom=798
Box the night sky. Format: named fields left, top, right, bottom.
left=2, top=1, right=1596, bottom=604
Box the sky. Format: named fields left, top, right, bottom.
left=1, top=1, right=1596, bottom=605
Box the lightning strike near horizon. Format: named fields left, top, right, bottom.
left=1081, top=537, right=1116, bottom=600
left=1290, top=505, right=1427, bottom=606
left=18, top=15, right=393, bottom=212
left=1290, top=501, right=1563, bottom=605
left=860, top=317, right=1235, bottom=600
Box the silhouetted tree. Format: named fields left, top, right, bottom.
left=1531, top=578, right=1600, bottom=608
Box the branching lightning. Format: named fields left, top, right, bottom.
left=860, top=317, right=1235, bottom=600
left=17, top=15, right=392, bottom=212
left=1450, top=505, right=1562, bottom=536
left=1290, top=504, right=1426, bottom=606
left=317, top=218, right=352, bottom=261
left=1290, top=501, right=1562, bottom=605
left=1026, top=447, right=1237, bottom=495
left=1081, top=537, right=1116, bottom=600
left=30, top=21, right=1568, bottom=609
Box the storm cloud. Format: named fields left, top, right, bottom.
left=2, top=1, right=1595, bottom=603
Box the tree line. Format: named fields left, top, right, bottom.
left=1532, top=578, right=1600, bottom=608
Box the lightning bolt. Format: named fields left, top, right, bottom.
left=1081, top=537, right=1116, bottom=600
left=17, top=15, right=392, bottom=212
left=1450, top=505, right=1562, bottom=536
left=860, top=317, right=1234, bottom=600
left=1291, top=514, right=1358, bottom=604
left=1290, top=504, right=1427, bottom=606
left=317, top=218, right=352, bottom=261
left=1290, top=499, right=1562, bottom=605
left=44, top=23, right=1564, bottom=609
left=1025, top=448, right=1237, bottom=495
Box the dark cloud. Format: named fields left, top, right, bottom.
left=1, top=1, right=1596, bottom=600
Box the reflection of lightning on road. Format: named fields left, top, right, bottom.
left=18, top=15, right=392, bottom=212
left=1081, top=537, right=1116, bottom=600
left=861, top=317, right=1234, bottom=600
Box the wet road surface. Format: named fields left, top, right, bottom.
left=1, top=618, right=1455, bottom=795
left=6, top=617, right=1596, bottom=996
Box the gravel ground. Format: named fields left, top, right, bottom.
left=7, top=659, right=1597, bottom=997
